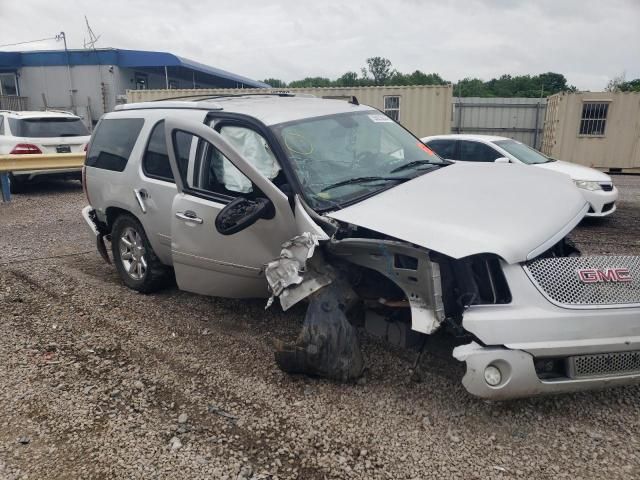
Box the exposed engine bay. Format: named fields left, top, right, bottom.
left=265, top=214, right=582, bottom=382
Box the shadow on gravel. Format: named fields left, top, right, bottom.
left=578, top=216, right=614, bottom=228
left=10, top=179, right=82, bottom=197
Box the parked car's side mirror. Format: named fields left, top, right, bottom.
left=215, top=197, right=275, bottom=236
left=494, top=157, right=510, bottom=164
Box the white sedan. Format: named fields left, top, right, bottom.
left=421, top=134, right=618, bottom=217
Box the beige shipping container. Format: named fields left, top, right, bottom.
left=541, top=92, right=640, bottom=171
left=127, top=85, right=453, bottom=138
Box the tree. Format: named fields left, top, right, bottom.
left=407, top=70, right=447, bottom=86
left=387, top=70, right=409, bottom=86
left=288, top=77, right=332, bottom=88
left=453, top=78, right=488, bottom=97
left=618, top=79, right=640, bottom=92
left=606, top=73, right=640, bottom=92
left=455, top=72, right=576, bottom=97
left=261, top=78, right=287, bottom=88
left=539, top=72, right=575, bottom=95
left=280, top=59, right=579, bottom=97
left=365, top=57, right=393, bottom=85
left=606, top=73, right=627, bottom=92
left=335, top=71, right=360, bottom=87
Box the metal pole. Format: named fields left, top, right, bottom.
left=456, top=82, right=463, bottom=133
left=58, top=32, right=75, bottom=113
left=533, top=102, right=541, bottom=149
left=0, top=173, right=11, bottom=202
left=165, top=66, right=169, bottom=89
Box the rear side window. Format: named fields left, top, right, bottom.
left=0, top=116, right=4, bottom=135
left=86, top=118, right=144, bottom=172
left=8, top=117, right=89, bottom=137
left=426, top=139, right=458, bottom=160
left=142, top=121, right=192, bottom=182
left=459, top=140, right=502, bottom=162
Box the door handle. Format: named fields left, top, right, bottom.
left=133, top=188, right=147, bottom=214
left=175, top=210, right=203, bottom=224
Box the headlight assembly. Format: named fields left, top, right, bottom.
left=574, top=180, right=602, bottom=191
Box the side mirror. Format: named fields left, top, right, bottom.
left=494, top=157, right=510, bottom=164
left=215, top=197, right=274, bottom=235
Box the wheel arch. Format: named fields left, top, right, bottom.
left=105, top=206, right=142, bottom=233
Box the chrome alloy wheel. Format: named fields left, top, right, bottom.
left=119, top=227, right=147, bottom=280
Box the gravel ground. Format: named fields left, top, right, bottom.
left=0, top=176, right=639, bottom=479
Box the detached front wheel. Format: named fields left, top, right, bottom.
left=111, top=214, right=169, bottom=293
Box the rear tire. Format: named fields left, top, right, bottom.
left=111, top=214, right=170, bottom=293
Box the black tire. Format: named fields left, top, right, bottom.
left=8, top=173, right=27, bottom=194
left=111, top=214, right=170, bottom=293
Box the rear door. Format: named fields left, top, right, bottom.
left=165, top=117, right=301, bottom=298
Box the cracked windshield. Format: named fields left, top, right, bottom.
left=272, top=111, right=448, bottom=208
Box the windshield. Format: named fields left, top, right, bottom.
left=494, top=139, right=553, bottom=165
left=9, top=117, right=89, bottom=138
left=271, top=111, right=447, bottom=209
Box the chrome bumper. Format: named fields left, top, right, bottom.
left=453, top=342, right=640, bottom=400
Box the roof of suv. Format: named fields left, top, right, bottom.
left=117, top=95, right=376, bottom=126
left=0, top=110, right=80, bottom=119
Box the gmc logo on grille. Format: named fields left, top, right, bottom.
left=577, top=268, right=632, bottom=283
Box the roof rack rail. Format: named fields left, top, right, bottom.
left=44, top=108, right=76, bottom=115
left=151, top=92, right=297, bottom=102
left=115, top=100, right=224, bottom=112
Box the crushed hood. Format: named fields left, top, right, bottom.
left=326, top=162, right=588, bottom=264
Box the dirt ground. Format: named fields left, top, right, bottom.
left=0, top=175, right=639, bottom=479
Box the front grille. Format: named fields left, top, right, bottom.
left=600, top=183, right=613, bottom=192
left=569, top=351, right=640, bottom=378
left=524, top=256, right=640, bottom=307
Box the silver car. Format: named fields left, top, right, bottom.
left=82, top=94, right=640, bottom=400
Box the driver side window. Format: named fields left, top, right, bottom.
left=174, top=131, right=261, bottom=200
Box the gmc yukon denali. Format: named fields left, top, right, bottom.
left=81, top=94, right=640, bottom=399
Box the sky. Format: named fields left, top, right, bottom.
left=0, top=0, right=638, bottom=91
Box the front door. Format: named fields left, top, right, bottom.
left=164, top=117, right=300, bottom=298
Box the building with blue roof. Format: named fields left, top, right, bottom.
left=0, top=48, right=269, bottom=125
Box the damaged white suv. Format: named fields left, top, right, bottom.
left=82, top=94, right=640, bottom=400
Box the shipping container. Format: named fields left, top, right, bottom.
left=127, top=85, right=453, bottom=138
left=541, top=92, right=640, bottom=171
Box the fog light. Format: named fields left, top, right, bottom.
left=484, top=365, right=502, bottom=386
